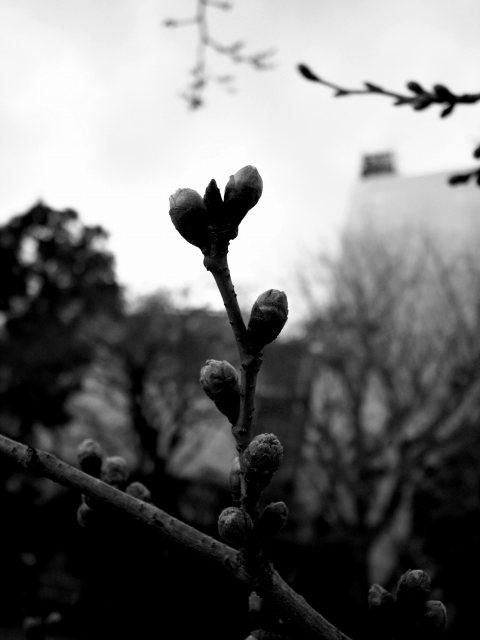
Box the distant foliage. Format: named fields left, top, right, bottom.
left=0, top=202, right=122, bottom=437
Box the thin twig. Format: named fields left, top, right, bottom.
left=297, top=64, right=480, bottom=185
left=204, top=250, right=262, bottom=454
left=165, top=0, right=275, bottom=108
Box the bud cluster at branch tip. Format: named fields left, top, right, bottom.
left=248, top=290, right=288, bottom=353
left=368, top=569, right=447, bottom=637
left=218, top=506, right=253, bottom=546
left=200, top=359, right=240, bottom=424
left=169, top=165, right=263, bottom=252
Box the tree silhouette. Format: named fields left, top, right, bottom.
left=0, top=202, right=122, bottom=441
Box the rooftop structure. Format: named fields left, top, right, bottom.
left=348, top=155, right=480, bottom=253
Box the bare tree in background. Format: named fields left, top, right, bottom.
left=298, top=229, right=480, bottom=597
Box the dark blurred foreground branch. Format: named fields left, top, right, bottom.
left=298, top=63, right=480, bottom=185
left=0, top=432, right=351, bottom=640
left=165, top=0, right=275, bottom=109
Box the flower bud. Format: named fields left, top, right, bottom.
left=396, top=569, right=431, bottom=605
left=101, top=456, right=129, bottom=488
left=229, top=456, right=242, bottom=503
left=218, top=506, right=253, bottom=545
left=368, top=584, right=394, bottom=609
left=248, top=290, right=288, bottom=352
left=224, top=165, right=263, bottom=227
left=76, top=500, right=95, bottom=528
left=77, top=438, right=104, bottom=478
left=169, top=188, right=211, bottom=250
left=126, top=481, right=152, bottom=503
left=257, top=501, right=288, bottom=538
left=406, top=81, right=425, bottom=94
left=422, top=600, right=447, bottom=631
left=243, top=433, right=283, bottom=491
left=200, top=359, right=240, bottom=423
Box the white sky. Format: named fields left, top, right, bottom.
left=1, top=0, right=480, bottom=325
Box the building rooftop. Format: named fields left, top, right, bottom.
left=347, top=166, right=480, bottom=251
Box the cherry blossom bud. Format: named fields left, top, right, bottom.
left=77, top=438, right=104, bottom=478
left=76, top=500, right=95, bottom=528
left=396, top=569, right=431, bottom=605
left=126, top=481, right=152, bottom=503
left=224, top=165, right=263, bottom=227
left=406, top=81, right=425, bottom=94
left=218, top=506, right=253, bottom=545
left=229, top=456, right=242, bottom=503
left=169, top=188, right=211, bottom=250
left=200, top=359, right=240, bottom=423
left=243, top=433, right=283, bottom=491
left=422, top=600, right=447, bottom=631
left=101, top=456, right=129, bottom=488
left=248, top=290, right=288, bottom=352
left=368, top=584, right=394, bottom=609
left=257, top=501, right=288, bottom=538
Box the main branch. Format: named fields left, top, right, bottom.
left=0, top=433, right=352, bottom=640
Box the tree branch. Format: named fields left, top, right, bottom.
left=0, top=433, right=353, bottom=640
left=165, top=0, right=275, bottom=109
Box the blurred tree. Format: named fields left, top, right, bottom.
left=79, top=293, right=238, bottom=496
left=0, top=202, right=122, bottom=442
left=297, top=229, right=480, bottom=605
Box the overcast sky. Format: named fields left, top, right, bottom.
left=2, top=0, right=480, bottom=325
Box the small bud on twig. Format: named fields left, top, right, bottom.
left=243, top=433, right=283, bottom=492
left=368, top=583, right=395, bottom=609
left=224, top=165, right=263, bottom=228
left=396, top=569, right=431, bottom=605
left=169, top=188, right=211, bottom=250
left=77, top=438, right=104, bottom=478
left=421, top=600, right=447, bottom=632
left=407, top=81, right=425, bottom=94
left=126, top=481, right=152, bottom=503
left=248, top=290, right=288, bottom=352
left=218, top=506, right=253, bottom=545
left=76, top=499, right=95, bottom=528
left=200, top=359, right=240, bottom=423
left=257, top=501, right=288, bottom=538
left=101, top=456, right=129, bottom=489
